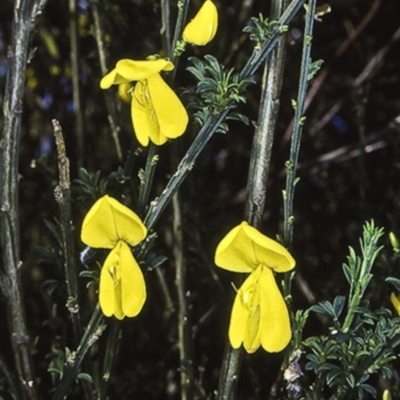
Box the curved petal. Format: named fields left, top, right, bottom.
left=120, top=242, right=146, bottom=317
left=259, top=267, right=291, bottom=352
left=99, top=242, right=147, bottom=319
left=118, top=83, right=133, bottom=103
left=100, top=68, right=131, bottom=89
left=183, top=0, right=218, bottom=46
left=99, top=252, right=116, bottom=317
left=81, top=195, right=147, bottom=248
left=228, top=283, right=250, bottom=349
left=131, top=80, right=166, bottom=147
left=242, top=222, right=295, bottom=272
left=215, top=221, right=295, bottom=273
left=147, top=74, right=188, bottom=141
left=116, top=59, right=174, bottom=81
left=241, top=268, right=263, bottom=353
left=215, top=223, right=258, bottom=273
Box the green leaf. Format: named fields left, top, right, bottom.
left=386, top=277, right=400, bottom=291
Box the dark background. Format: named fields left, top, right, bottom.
left=1, top=0, right=400, bottom=398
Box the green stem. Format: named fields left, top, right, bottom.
left=239, top=0, right=307, bottom=80
left=69, top=0, right=85, bottom=169
left=161, top=0, right=172, bottom=57
left=90, top=0, right=123, bottom=161
left=137, top=144, right=159, bottom=216
left=0, top=1, right=48, bottom=398
left=99, top=320, right=121, bottom=400
left=216, top=344, right=242, bottom=400
left=144, top=111, right=228, bottom=230
left=283, top=0, right=317, bottom=254
left=171, top=0, right=190, bottom=63
left=52, top=306, right=105, bottom=400
left=173, top=193, right=194, bottom=400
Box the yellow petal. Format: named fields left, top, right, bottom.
left=228, top=275, right=252, bottom=349
left=241, top=268, right=263, bottom=353
left=116, top=58, right=174, bottom=81
left=215, top=221, right=295, bottom=273
left=99, top=253, right=116, bottom=317
left=81, top=195, right=147, bottom=248
left=118, top=83, right=133, bottom=103
left=147, top=74, right=188, bottom=140
left=131, top=75, right=188, bottom=147
left=131, top=80, right=165, bottom=147
left=100, top=68, right=131, bottom=89
left=183, top=0, right=218, bottom=46
left=215, top=223, right=256, bottom=273
left=99, top=242, right=146, bottom=319
left=390, top=292, right=400, bottom=316
left=259, top=267, right=291, bottom=352
left=120, top=241, right=146, bottom=317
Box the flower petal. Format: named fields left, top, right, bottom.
left=228, top=280, right=251, bottom=349
left=100, top=68, right=131, bottom=89
left=215, top=221, right=295, bottom=273
left=99, top=242, right=146, bottom=319
left=241, top=268, right=263, bottom=353
left=183, top=0, right=218, bottom=46
left=242, top=222, right=295, bottom=272
left=215, top=222, right=259, bottom=273
left=131, top=74, right=188, bottom=147
left=259, top=267, right=291, bottom=352
left=118, top=83, right=133, bottom=103
left=116, top=59, right=174, bottom=81
left=147, top=74, right=188, bottom=141
left=131, top=80, right=166, bottom=147
left=81, top=195, right=147, bottom=248
left=99, top=252, right=116, bottom=317
left=120, top=241, right=146, bottom=317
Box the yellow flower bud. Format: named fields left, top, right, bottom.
left=183, top=0, right=218, bottom=46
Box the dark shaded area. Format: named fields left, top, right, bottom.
left=1, top=0, right=400, bottom=399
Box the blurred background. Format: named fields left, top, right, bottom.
left=1, top=0, right=400, bottom=398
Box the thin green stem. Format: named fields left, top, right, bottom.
left=0, top=1, right=48, bottom=398
left=90, top=0, right=123, bottom=161
left=69, top=0, right=85, bottom=169
left=239, top=0, right=307, bottom=80
left=138, top=144, right=159, bottom=216
left=216, top=344, right=242, bottom=400
left=99, top=320, right=121, bottom=400
left=52, top=306, right=105, bottom=400
left=171, top=0, right=190, bottom=63
left=161, top=0, right=172, bottom=57
left=173, top=193, right=194, bottom=400
left=144, top=112, right=228, bottom=230
left=283, top=0, right=317, bottom=254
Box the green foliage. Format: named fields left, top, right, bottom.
left=185, top=55, right=253, bottom=133
left=300, top=221, right=400, bottom=399
left=243, top=14, right=280, bottom=48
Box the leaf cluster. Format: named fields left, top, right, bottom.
left=185, top=55, right=253, bottom=133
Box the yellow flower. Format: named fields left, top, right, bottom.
left=183, top=0, right=218, bottom=46
left=81, top=195, right=147, bottom=319
left=100, top=58, right=188, bottom=147
left=390, top=292, right=400, bottom=316
left=215, top=221, right=295, bottom=353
